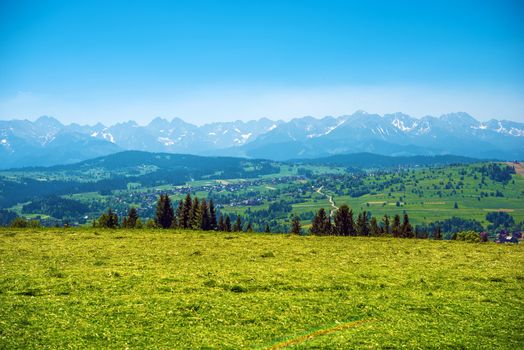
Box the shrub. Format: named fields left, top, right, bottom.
left=455, top=231, right=480, bottom=243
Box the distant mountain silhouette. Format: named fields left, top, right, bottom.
left=1, top=111, right=523, bottom=168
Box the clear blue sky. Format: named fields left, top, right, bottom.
left=1, top=0, right=523, bottom=125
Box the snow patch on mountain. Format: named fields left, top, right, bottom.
left=509, top=128, right=524, bottom=137
left=158, top=137, right=175, bottom=146
left=392, top=118, right=418, bottom=132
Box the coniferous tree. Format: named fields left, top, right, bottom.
left=217, top=213, right=225, bottom=231
left=334, top=204, right=352, bottom=236
left=180, top=193, right=192, bottom=229
left=310, top=208, right=331, bottom=235
left=370, top=217, right=381, bottom=236
left=225, top=215, right=232, bottom=232
left=97, top=208, right=119, bottom=228
left=382, top=214, right=390, bottom=235
left=123, top=207, right=139, bottom=228
left=233, top=215, right=242, bottom=232
left=433, top=225, right=442, bottom=240
left=200, top=199, right=210, bottom=230
left=356, top=211, right=369, bottom=236
left=290, top=215, right=301, bottom=235
left=392, top=214, right=401, bottom=238
left=209, top=199, right=217, bottom=230
left=155, top=194, right=174, bottom=229
left=401, top=213, right=413, bottom=238
left=189, top=197, right=201, bottom=229
left=175, top=199, right=184, bottom=227
left=348, top=209, right=356, bottom=236
left=264, top=223, right=271, bottom=233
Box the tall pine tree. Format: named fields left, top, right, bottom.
left=189, top=197, right=201, bottom=229
left=356, top=211, right=369, bottom=236
left=123, top=207, right=139, bottom=228
left=200, top=199, right=210, bottom=230
left=310, top=208, right=331, bottom=235
left=217, top=213, right=225, bottom=231
left=382, top=214, right=390, bottom=235
left=290, top=215, right=301, bottom=235
left=209, top=199, right=217, bottom=230
left=225, top=215, right=232, bottom=232
left=175, top=199, right=184, bottom=228
left=401, top=213, right=413, bottom=238
left=334, top=204, right=353, bottom=236
left=233, top=215, right=242, bottom=232
left=391, top=214, right=401, bottom=238
left=370, top=217, right=381, bottom=236
left=180, top=193, right=192, bottom=229
left=155, top=194, right=174, bottom=229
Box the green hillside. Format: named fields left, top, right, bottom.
left=1, top=229, right=522, bottom=348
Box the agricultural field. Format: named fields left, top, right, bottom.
left=0, top=229, right=522, bottom=348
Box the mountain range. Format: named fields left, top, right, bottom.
left=1, top=111, right=523, bottom=168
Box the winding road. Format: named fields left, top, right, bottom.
left=316, top=186, right=339, bottom=217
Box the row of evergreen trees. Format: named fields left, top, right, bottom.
left=306, top=204, right=442, bottom=239
left=94, top=193, right=443, bottom=239
left=161, top=193, right=259, bottom=232
left=95, top=193, right=258, bottom=232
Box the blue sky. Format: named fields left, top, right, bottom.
left=1, top=0, right=523, bottom=125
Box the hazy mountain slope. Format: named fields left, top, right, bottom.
left=1, top=111, right=523, bottom=168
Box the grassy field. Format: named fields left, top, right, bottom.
left=1, top=229, right=523, bottom=349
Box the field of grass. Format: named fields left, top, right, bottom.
left=1, top=229, right=523, bottom=348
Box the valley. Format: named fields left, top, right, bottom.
left=1, top=151, right=522, bottom=238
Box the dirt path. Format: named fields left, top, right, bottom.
left=316, top=186, right=339, bottom=217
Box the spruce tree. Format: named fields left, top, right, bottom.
left=97, top=208, right=119, bottom=228
left=310, top=208, right=331, bottom=235
left=209, top=199, right=217, bottom=230
left=200, top=199, right=210, bottom=230
left=348, top=209, right=356, bottom=236
left=392, top=214, right=401, bottom=237
left=107, top=208, right=118, bottom=228
left=233, top=215, right=242, bottom=232
left=290, top=215, right=301, bottom=235
left=382, top=214, right=390, bottom=235
left=218, top=213, right=225, bottom=231
left=155, top=194, right=174, bottom=229
left=334, top=204, right=352, bottom=236
left=401, top=213, right=413, bottom=238
left=356, top=211, right=369, bottom=236
left=370, top=217, right=381, bottom=236
left=123, top=207, right=139, bottom=228
left=180, top=193, right=192, bottom=229
left=433, top=225, right=442, bottom=240
left=175, top=199, right=184, bottom=227
left=225, top=215, right=232, bottom=232
left=189, top=197, right=201, bottom=229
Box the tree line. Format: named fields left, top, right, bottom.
left=94, top=193, right=257, bottom=232
left=303, top=204, right=423, bottom=238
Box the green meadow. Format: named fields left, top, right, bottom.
left=1, top=229, right=523, bottom=349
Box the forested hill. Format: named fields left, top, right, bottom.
left=290, top=153, right=483, bottom=169
left=0, top=151, right=280, bottom=209
left=8, top=150, right=279, bottom=175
